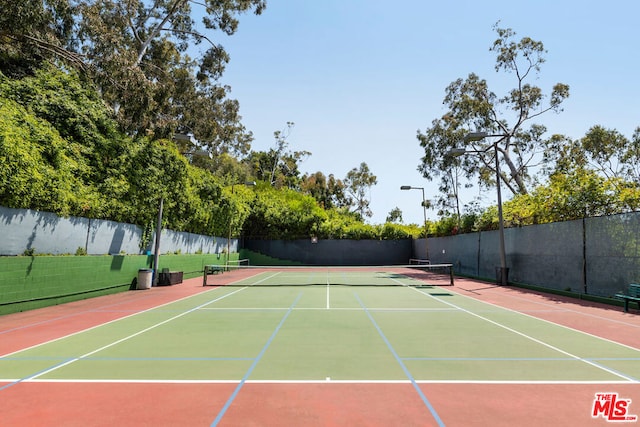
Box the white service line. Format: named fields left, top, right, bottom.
left=21, top=287, right=248, bottom=381
left=479, top=288, right=640, bottom=329
left=326, top=282, right=331, bottom=310
left=412, top=286, right=639, bottom=382
left=449, top=287, right=640, bottom=354
left=1, top=285, right=240, bottom=358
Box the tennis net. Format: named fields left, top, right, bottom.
left=203, top=264, right=454, bottom=287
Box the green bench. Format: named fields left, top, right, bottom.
left=615, top=283, right=640, bottom=313
left=202, top=264, right=224, bottom=286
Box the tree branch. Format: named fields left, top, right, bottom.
left=160, top=27, right=215, bottom=47
left=2, top=32, right=88, bottom=71
left=136, top=0, right=190, bottom=65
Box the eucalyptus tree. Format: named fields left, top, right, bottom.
left=344, top=162, right=377, bottom=219
left=542, top=125, right=640, bottom=214
left=577, top=125, right=640, bottom=184
left=75, top=0, right=265, bottom=154
left=1, top=0, right=265, bottom=155
left=0, top=0, right=77, bottom=76
left=245, top=122, right=311, bottom=189
left=386, top=207, right=403, bottom=224
left=417, top=23, right=570, bottom=213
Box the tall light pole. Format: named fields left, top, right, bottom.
left=151, top=197, right=164, bottom=285
left=226, top=180, right=256, bottom=270
left=400, top=185, right=429, bottom=262
left=150, top=138, right=212, bottom=285
left=448, top=131, right=508, bottom=285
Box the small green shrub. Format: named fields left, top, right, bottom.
left=22, top=247, right=35, bottom=256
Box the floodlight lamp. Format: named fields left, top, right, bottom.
left=463, top=131, right=489, bottom=143
left=172, top=133, right=193, bottom=142
left=447, top=148, right=467, bottom=157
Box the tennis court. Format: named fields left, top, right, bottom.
left=1, top=265, right=639, bottom=426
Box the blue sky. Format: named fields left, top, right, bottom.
left=210, top=0, right=640, bottom=225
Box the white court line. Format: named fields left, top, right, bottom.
left=446, top=287, right=640, bottom=354
left=411, top=287, right=639, bottom=382
left=480, top=288, right=640, bottom=329
left=6, top=378, right=635, bottom=385
left=326, top=274, right=330, bottom=310
left=198, top=307, right=458, bottom=312
left=10, top=287, right=249, bottom=382
left=0, top=285, right=245, bottom=359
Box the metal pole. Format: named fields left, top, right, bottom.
left=225, top=181, right=255, bottom=271
left=494, top=142, right=507, bottom=285
left=420, top=187, right=429, bottom=262
left=152, top=197, right=163, bottom=286
left=226, top=185, right=233, bottom=271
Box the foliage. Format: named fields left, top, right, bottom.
left=417, top=23, right=570, bottom=216
left=0, top=67, right=231, bottom=234
left=316, top=210, right=415, bottom=240
left=1, top=0, right=264, bottom=154
left=447, top=169, right=640, bottom=234
left=344, top=162, right=378, bottom=219
left=0, top=0, right=77, bottom=77
left=547, top=125, right=640, bottom=186
left=244, top=122, right=311, bottom=189
left=386, top=207, right=403, bottom=223
left=379, top=223, right=414, bottom=239
left=74, top=0, right=264, bottom=149
left=0, top=95, right=86, bottom=214
left=201, top=152, right=254, bottom=184
left=220, top=180, right=257, bottom=238
left=300, top=171, right=349, bottom=210
left=507, top=172, right=640, bottom=225
left=5, top=14, right=640, bottom=243
left=431, top=215, right=460, bottom=237
left=317, top=209, right=369, bottom=239
left=245, top=184, right=327, bottom=239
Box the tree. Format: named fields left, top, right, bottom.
left=245, top=122, right=311, bottom=189
left=417, top=23, right=570, bottom=212
left=578, top=125, right=640, bottom=184
left=0, top=97, right=83, bottom=214
left=1, top=0, right=265, bottom=154
left=300, top=171, right=349, bottom=210
left=542, top=125, right=640, bottom=214
left=75, top=0, right=265, bottom=152
left=0, top=0, right=78, bottom=77
left=0, top=65, right=133, bottom=218
left=344, top=162, right=377, bottom=219
left=243, top=185, right=327, bottom=239
left=502, top=170, right=640, bottom=225
left=386, top=207, right=403, bottom=223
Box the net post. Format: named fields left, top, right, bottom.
left=449, top=264, right=454, bottom=286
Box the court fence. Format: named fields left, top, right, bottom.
left=243, top=238, right=412, bottom=266
left=2, top=205, right=640, bottom=309
left=0, top=253, right=229, bottom=315
left=0, top=205, right=232, bottom=315
left=0, top=205, right=233, bottom=256
left=418, top=213, right=640, bottom=298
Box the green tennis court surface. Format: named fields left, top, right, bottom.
left=3, top=266, right=638, bottom=385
